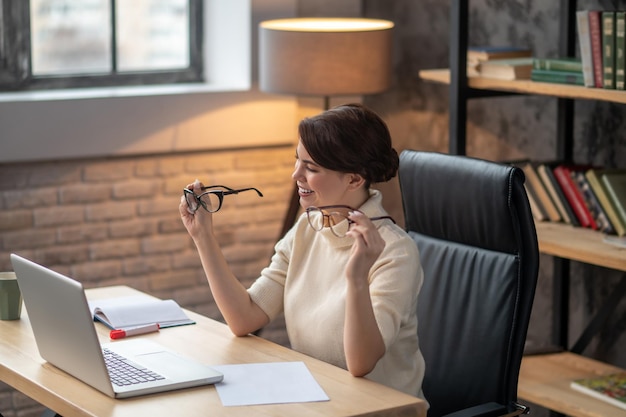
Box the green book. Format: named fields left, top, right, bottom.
left=530, top=69, right=585, bottom=85
left=602, top=11, right=616, bottom=89
left=616, top=11, right=625, bottom=89
left=532, top=57, right=583, bottom=73
left=601, top=170, right=626, bottom=230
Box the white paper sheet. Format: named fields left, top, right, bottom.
left=212, top=361, right=330, bottom=407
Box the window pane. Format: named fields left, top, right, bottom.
left=116, top=0, right=189, bottom=72
left=30, top=0, right=111, bottom=75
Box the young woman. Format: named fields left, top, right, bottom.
left=179, top=103, right=426, bottom=400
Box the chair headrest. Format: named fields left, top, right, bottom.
left=399, top=150, right=526, bottom=254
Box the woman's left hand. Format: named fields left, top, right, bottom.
left=344, top=211, right=385, bottom=284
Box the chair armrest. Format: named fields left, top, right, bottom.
left=443, top=401, right=529, bottom=417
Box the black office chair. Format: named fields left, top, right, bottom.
left=398, top=150, right=539, bottom=417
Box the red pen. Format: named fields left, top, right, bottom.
left=110, top=323, right=160, bottom=340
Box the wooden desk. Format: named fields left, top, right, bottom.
left=0, top=285, right=426, bottom=417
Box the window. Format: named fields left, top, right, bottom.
left=0, top=0, right=203, bottom=91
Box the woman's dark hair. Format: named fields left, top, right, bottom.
left=298, top=103, right=399, bottom=188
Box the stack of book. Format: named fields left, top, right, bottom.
left=513, top=161, right=626, bottom=239
left=467, top=46, right=532, bottom=78
left=576, top=9, right=626, bottom=89
left=530, top=57, right=585, bottom=85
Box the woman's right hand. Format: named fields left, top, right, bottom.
left=179, top=179, right=214, bottom=239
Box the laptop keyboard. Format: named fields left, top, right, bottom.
left=103, top=348, right=166, bottom=386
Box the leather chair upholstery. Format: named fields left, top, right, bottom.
left=398, top=150, right=539, bottom=417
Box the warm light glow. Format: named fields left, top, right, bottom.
left=260, top=18, right=394, bottom=33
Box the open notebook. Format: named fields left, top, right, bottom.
left=10, top=253, right=223, bottom=398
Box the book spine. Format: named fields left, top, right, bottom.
left=589, top=10, right=605, bottom=88
left=573, top=172, right=615, bottom=234
left=538, top=164, right=578, bottom=226
left=602, top=11, right=616, bottom=89
left=530, top=69, right=585, bottom=85
left=586, top=169, right=626, bottom=236
left=576, top=10, right=596, bottom=87
left=601, top=174, right=626, bottom=228
left=553, top=166, right=596, bottom=229
left=616, top=11, right=625, bottom=90
left=532, top=58, right=583, bottom=73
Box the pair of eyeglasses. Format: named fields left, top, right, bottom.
left=183, top=185, right=263, bottom=213
left=305, top=205, right=396, bottom=238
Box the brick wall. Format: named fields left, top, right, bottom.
left=0, top=145, right=294, bottom=416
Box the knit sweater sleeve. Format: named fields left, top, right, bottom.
left=247, top=225, right=294, bottom=321
left=369, top=228, right=423, bottom=350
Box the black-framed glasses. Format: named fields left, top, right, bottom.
left=183, top=185, right=263, bottom=213
left=305, top=205, right=396, bottom=238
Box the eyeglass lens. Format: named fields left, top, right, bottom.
left=307, top=209, right=352, bottom=237
left=184, top=190, right=222, bottom=213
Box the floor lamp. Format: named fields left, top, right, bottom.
left=258, top=17, right=394, bottom=239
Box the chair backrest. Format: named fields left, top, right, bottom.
left=398, top=150, right=539, bottom=417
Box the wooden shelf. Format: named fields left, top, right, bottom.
left=419, top=69, right=626, bottom=104
left=519, top=352, right=626, bottom=417
left=536, top=222, right=626, bottom=272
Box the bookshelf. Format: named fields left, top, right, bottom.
left=422, top=1, right=626, bottom=416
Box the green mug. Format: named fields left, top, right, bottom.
left=0, top=271, right=22, bottom=320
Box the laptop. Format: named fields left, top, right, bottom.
left=10, top=253, right=223, bottom=398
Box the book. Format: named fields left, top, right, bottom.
left=519, top=161, right=561, bottom=222
left=530, top=68, right=585, bottom=85
left=601, top=170, right=626, bottom=232
left=532, top=57, right=583, bottom=73
left=616, top=11, right=625, bottom=89
left=573, top=171, right=615, bottom=234
left=553, top=165, right=598, bottom=229
left=467, top=46, right=532, bottom=77
left=602, top=11, right=616, bottom=89
left=586, top=169, right=626, bottom=236
left=570, top=372, right=626, bottom=411
left=589, top=10, right=605, bottom=88
left=524, top=181, right=549, bottom=222
left=538, top=163, right=580, bottom=226
left=603, top=235, right=626, bottom=248
left=477, top=57, right=533, bottom=80
left=576, top=10, right=596, bottom=87
left=87, top=296, right=195, bottom=330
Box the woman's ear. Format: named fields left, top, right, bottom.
left=347, top=173, right=366, bottom=190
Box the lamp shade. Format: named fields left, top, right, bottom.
left=259, top=18, right=394, bottom=97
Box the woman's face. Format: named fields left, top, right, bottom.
left=292, top=140, right=356, bottom=209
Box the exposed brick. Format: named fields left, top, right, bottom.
left=149, top=269, right=198, bottom=292
left=2, top=188, right=58, bottom=210
left=135, top=159, right=159, bottom=178
left=108, top=218, right=158, bottom=239
left=86, top=201, right=136, bottom=222
left=141, top=233, right=188, bottom=255
left=113, top=179, right=160, bottom=200
left=35, top=245, right=90, bottom=267
left=158, top=217, right=187, bottom=234
left=0, top=210, right=33, bottom=231
left=83, top=161, right=133, bottom=182
left=28, top=163, right=82, bottom=187
left=137, top=196, right=179, bottom=217
left=185, top=153, right=234, bottom=174
left=59, top=183, right=112, bottom=204
left=157, top=157, right=186, bottom=176
left=123, top=254, right=172, bottom=276
left=33, top=205, right=84, bottom=227
left=171, top=250, right=202, bottom=270
left=89, top=239, right=141, bottom=260
left=223, top=242, right=271, bottom=263
left=56, top=223, right=108, bottom=244
left=70, top=259, right=123, bottom=282
left=1, top=229, right=56, bottom=251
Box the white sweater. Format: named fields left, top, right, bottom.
left=248, top=190, right=426, bottom=400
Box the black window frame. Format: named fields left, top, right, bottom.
left=0, top=0, right=203, bottom=91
